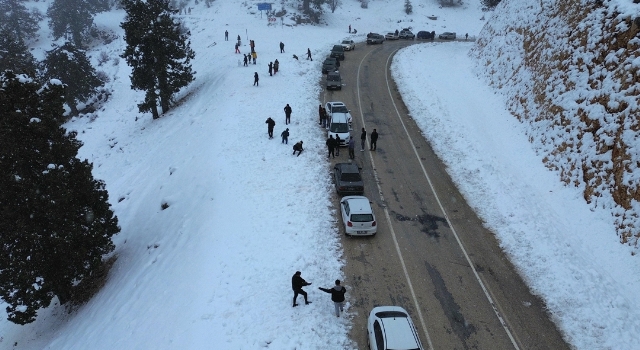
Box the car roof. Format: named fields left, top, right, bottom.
left=336, top=163, right=359, bottom=173
left=342, top=196, right=372, bottom=213
left=341, top=39, right=352, bottom=43
left=327, top=101, right=346, bottom=107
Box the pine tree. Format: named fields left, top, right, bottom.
left=47, top=0, right=108, bottom=46
left=41, top=42, right=103, bottom=117
left=404, top=0, right=412, bottom=15
left=0, top=29, right=38, bottom=76
left=0, top=0, right=40, bottom=42
left=121, top=0, right=195, bottom=119
left=0, top=71, right=120, bottom=325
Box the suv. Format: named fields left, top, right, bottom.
left=330, top=45, right=345, bottom=60
left=366, top=34, right=385, bottom=44
left=439, top=32, right=456, bottom=40
left=322, top=57, right=338, bottom=74
left=399, top=30, right=414, bottom=39
left=417, top=31, right=435, bottom=40
left=328, top=112, right=351, bottom=147
left=325, top=101, right=353, bottom=127
left=326, top=71, right=342, bottom=90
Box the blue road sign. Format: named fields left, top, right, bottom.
left=257, top=3, right=271, bottom=11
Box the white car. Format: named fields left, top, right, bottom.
left=328, top=112, right=351, bottom=147
left=368, top=306, right=424, bottom=350
left=325, top=101, right=353, bottom=125
left=341, top=39, right=356, bottom=51
left=385, top=32, right=399, bottom=40
left=340, top=196, right=377, bottom=236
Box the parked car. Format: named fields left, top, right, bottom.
left=439, top=32, right=456, bottom=40
left=326, top=71, right=342, bottom=90
left=322, top=57, right=338, bottom=74
left=325, top=101, right=352, bottom=126
left=367, top=306, right=424, bottom=350
left=416, top=31, right=435, bottom=40
left=341, top=39, right=356, bottom=51
left=334, top=163, right=364, bottom=195
left=367, top=32, right=381, bottom=38
left=366, top=34, right=385, bottom=44
left=399, top=30, right=415, bottom=39
left=330, top=44, right=345, bottom=60
left=340, top=196, right=377, bottom=236
left=385, top=32, right=399, bottom=40
left=328, top=112, right=351, bottom=147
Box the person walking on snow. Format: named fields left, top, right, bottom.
left=360, top=128, right=367, bottom=151
left=253, top=72, right=259, bottom=86
left=284, top=104, right=292, bottom=125
left=306, top=48, right=312, bottom=61
left=235, top=42, right=240, bottom=54
left=292, top=271, right=311, bottom=306
left=225, top=30, right=228, bottom=41
left=319, top=280, right=346, bottom=317
left=370, top=129, right=378, bottom=150
left=326, top=135, right=336, bottom=158
left=265, top=117, right=275, bottom=138
left=281, top=128, right=289, bottom=144
left=348, top=136, right=355, bottom=159
left=292, top=141, right=304, bottom=157
left=280, top=41, right=285, bottom=53
left=268, top=62, right=273, bottom=76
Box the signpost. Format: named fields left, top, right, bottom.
left=257, top=3, right=271, bottom=18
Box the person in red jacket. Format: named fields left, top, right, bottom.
left=292, top=271, right=312, bottom=307
left=319, top=280, right=346, bottom=317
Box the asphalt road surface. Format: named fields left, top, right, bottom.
left=321, top=40, right=570, bottom=350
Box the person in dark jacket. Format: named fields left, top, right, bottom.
left=292, top=271, right=311, bottom=306
left=335, top=134, right=341, bottom=156
left=306, top=48, right=312, bottom=61
left=319, top=280, right=346, bottom=317
left=281, top=128, right=289, bottom=144
left=268, top=62, right=273, bottom=76
left=254, top=72, right=259, bottom=86
left=243, top=54, right=248, bottom=67
left=280, top=41, right=285, bottom=53
left=284, top=104, right=292, bottom=125
left=326, top=135, right=337, bottom=158
left=348, top=136, right=355, bottom=159
left=360, top=127, right=367, bottom=151
left=274, top=59, right=279, bottom=74
left=292, top=141, right=304, bottom=156
left=265, top=117, right=275, bottom=138
left=370, top=129, right=378, bottom=150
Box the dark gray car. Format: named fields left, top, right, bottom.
left=322, top=57, right=338, bottom=74
left=326, top=71, right=342, bottom=90
left=330, top=45, right=345, bottom=60
left=334, top=163, right=364, bottom=195
left=366, top=34, right=385, bottom=44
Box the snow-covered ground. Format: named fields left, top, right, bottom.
left=1, top=0, right=639, bottom=349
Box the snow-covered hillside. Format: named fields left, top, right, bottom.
left=471, top=0, right=640, bottom=247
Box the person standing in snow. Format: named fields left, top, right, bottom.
left=318, top=104, right=323, bottom=125
left=273, top=59, right=279, bottom=74
left=252, top=51, right=257, bottom=64
left=280, top=41, right=285, bottom=53
left=235, top=42, right=240, bottom=54
left=284, top=104, right=292, bottom=125
left=281, top=128, right=289, bottom=144
left=306, top=48, right=312, bottom=61
left=268, top=62, right=273, bottom=76
left=326, top=135, right=336, bottom=158
left=292, top=271, right=311, bottom=306
left=319, top=280, right=346, bottom=317
left=360, top=127, right=366, bottom=151
left=225, top=30, right=228, bottom=41
left=349, top=24, right=351, bottom=33
left=253, top=72, right=259, bottom=86
left=348, top=136, right=355, bottom=159
left=370, top=129, right=378, bottom=151
left=243, top=54, right=248, bottom=66
left=265, top=117, right=275, bottom=138
left=292, top=141, right=304, bottom=157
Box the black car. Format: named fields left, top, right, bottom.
left=417, top=31, right=435, bottom=40
left=330, top=45, right=345, bottom=60
left=334, top=163, right=364, bottom=195
left=322, top=57, right=338, bottom=74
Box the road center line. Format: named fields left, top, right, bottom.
left=380, top=46, right=520, bottom=350
left=355, top=48, right=435, bottom=350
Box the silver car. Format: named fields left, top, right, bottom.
left=439, top=32, right=456, bottom=40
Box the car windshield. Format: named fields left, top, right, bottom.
left=328, top=75, right=340, bottom=81
left=342, top=41, right=350, bottom=44
left=330, top=123, right=349, bottom=133
left=340, top=173, right=361, bottom=181
left=376, top=311, right=408, bottom=318
left=332, top=105, right=348, bottom=113
left=351, top=214, right=374, bottom=222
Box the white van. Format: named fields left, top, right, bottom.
left=328, top=112, right=351, bottom=147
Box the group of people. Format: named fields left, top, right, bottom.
left=326, top=128, right=379, bottom=159
left=292, top=271, right=347, bottom=317
left=265, top=104, right=304, bottom=156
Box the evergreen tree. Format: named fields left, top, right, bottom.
left=47, top=0, right=108, bottom=46
left=404, top=0, right=412, bottom=14
left=481, top=0, right=501, bottom=8
left=0, top=71, right=120, bottom=325
left=121, top=0, right=195, bottom=119
left=41, top=42, right=103, bottom=116
left=0, top=29, right=38, bottom=76
left=0, top=0, right=40, bottom=42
